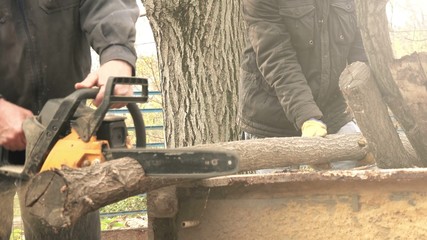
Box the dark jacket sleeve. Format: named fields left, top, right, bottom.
left=80, top=0, right=139, bottom=68
left=242, top=0, right=323, bottom=129
left=347, top=29, right=368, bottom=64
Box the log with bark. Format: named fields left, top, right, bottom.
left=355, top=0, right=427, bottom=166
left=25, top=134, right=380, bottom=228
left=340, top=61, right=421, bottom=168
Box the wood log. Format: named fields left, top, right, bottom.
left=25, top=133, right=419, bottom=228
left=147, top=186, right=178, bottom=218
left=25, top=134, right=373, bottom=228
left=146, top=186, right=178, bottom=240
left=24, top=158, right=186, bottom=229
left=187, top=134, right=370, bottom=170
left=355, top=0, right=427, bottom=165
left=340, top=61, right=420, bottom=168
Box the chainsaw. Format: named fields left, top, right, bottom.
left=0, top=77, right=238, bottom=179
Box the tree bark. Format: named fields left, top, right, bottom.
left=340, top=61, right=420, bottom=168
left=26, top=134, right=377, bottom=229
left=355, top=0, right=427, bottom=165
left=141, top=1, right=245, bottom=238
left=142, top=0, right=245, bottom=147
left=189, top=134, right=371, bottom=170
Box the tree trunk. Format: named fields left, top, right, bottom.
left=355, top=0, right=427, bottom=165
left=141, top=1, right=245, bottom=238
left=142, top=0, right=245, bottom=147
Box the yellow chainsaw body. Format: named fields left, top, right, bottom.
left=40, top=128, right=109, bottom=172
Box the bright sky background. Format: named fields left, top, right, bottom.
left=135, top=2, right=157, bottom=57
left=387, top=0, right=427, bottom=28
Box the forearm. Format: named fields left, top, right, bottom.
left=80, top=0, right=139, bottom=68
left=242, top=0, right=322, bottom=128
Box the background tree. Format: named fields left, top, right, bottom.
left=142, top=0, right=246, bottom=148
left=141, top=1, right=245, bottom=239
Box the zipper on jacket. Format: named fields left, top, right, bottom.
left=17, top=0, right=45, bottom=113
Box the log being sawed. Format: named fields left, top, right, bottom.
left=24, top=133, right=376, bottom=228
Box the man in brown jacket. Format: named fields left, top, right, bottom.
left=238, top=0, right=368, bottom=170
left=0, top=0, right=140, bottom=239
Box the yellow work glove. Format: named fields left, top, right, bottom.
left=301, top=119, right=327, bottom=137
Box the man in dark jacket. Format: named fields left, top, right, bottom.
left=0, top=0, right=140, bottom=239
left=238, top=0, right=368, bottom=170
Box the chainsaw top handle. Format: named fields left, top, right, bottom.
left=73, top=77, right=148, bottom=143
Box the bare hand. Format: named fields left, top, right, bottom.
left=0, top=99, right=34, bottom=151
left=75, top=60, right=133, bottom=108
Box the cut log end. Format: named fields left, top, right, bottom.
left=25, top=171, right=71, bottom=228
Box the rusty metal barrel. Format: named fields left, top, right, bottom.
left=175, top=169, right=427, bottom=239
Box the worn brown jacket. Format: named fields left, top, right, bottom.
left=238, top=0, right=367, bottom=137
left=0, top=0, right=139, bottom=114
